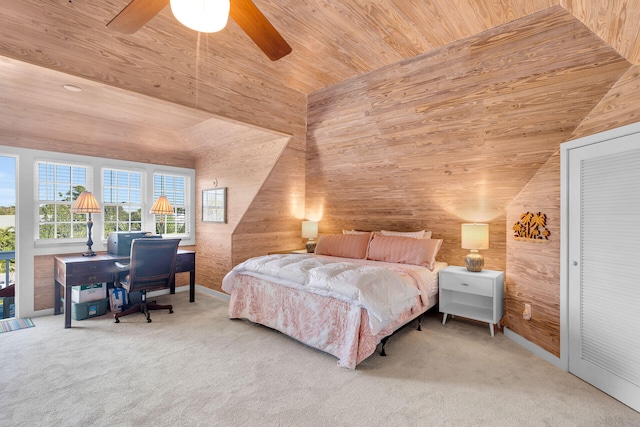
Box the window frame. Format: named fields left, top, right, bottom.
left=34, top=160, right=94, bottom=243
left=101, top=167, right=145, bottom=238
left=33, top=153, right=195, bottom=252
left=152, top=172, right=190, bottom=238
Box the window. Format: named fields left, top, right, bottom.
left=37, top=161, right=89, bottom=239
left=103, top=169, right=143, bottom=236
left=30, top=151, right=194, bottom=250
left=154, top=173, right=188, bottom=236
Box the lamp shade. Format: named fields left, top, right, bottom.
left=301, top=221, right=318, bottom=240
left=150, top=195, right=174, bottom=215
left=71, top=191, right=101, bottom=213
left=170, top=0, right=230, bottom=33
left=461, top=223, right=489, bottom=250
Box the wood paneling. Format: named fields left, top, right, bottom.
left=2, top=2, right=640, bottom=154
left=562, top=0, right=640, bottom=64
left=570, top=65, right=640, bottom=139
left=306, top=7, right=628, bottom=274
left=505, top=153, right=561, bottom=356
left=194, top=130, right=305, bottom=292
left=0, top=0, right=305, bottom=135
left=34, top=255, right=55, bottom=311
left=503, top=65, right=640, bottom=356
left=232, top=135, right=307, bottom=264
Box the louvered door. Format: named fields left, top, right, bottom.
left=568, top=131, right=640, bottom=412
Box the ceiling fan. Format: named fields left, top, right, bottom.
left=107, top=0, right=292, bottom=61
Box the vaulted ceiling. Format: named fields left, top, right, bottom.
left=1, top=1, right=639, bottom=156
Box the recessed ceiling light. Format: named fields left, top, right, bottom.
left=63, top=84, right=82, bottom=92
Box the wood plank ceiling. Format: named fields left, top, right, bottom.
left=1, top=0, right=640, bottom=155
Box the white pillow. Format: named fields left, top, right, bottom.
left=380, top=230, right=431, bottom=239
left=342, top=229, right=371, bottom=235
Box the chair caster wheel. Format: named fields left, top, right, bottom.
left=114, top=318, right=120, bottom=323
left=169, top=309, right=174, bottom=314
left=147, top=318, right=152, bottom=323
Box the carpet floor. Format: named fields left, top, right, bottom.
left=1, top=292, right=638, bottom=426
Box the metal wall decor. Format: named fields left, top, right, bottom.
left=513, top=211, right=550, bottom=241
left=202, top=187, right=227, bottom=223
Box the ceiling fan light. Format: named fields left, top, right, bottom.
left=170, top=0, right=230, bottom=33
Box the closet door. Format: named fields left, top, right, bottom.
left=568, top=133, right=640, bottom=412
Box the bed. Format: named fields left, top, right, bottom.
left=222, top=230, right=446, bottom=368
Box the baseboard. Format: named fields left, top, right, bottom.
left=504, top=327, right=565, bottom=371
left=190, top=285, right=230, bottom=301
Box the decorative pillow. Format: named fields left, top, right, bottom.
left=342, top=229, right=371, bottom=235
left=367, top=234, right=443, bottom=269
left=380, top=229, right=432, bottom=239
left=315, top=233, right=372, bottom=259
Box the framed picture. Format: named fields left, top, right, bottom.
left=202, top=188, right=227, bottom=223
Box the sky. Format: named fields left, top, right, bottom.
left=0, top=156, right=16, bottom=207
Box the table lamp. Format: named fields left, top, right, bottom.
left=302, top=221, right=318, bottom=253
left=461, top=223, right=489, bottom=272
left=71, top=191, right=101, bottom=257
left=151, top=195, right=174, bottom=235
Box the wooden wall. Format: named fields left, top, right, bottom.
left=571, top=66, right=640, bottom=139
left=232, top=136, right=307, bottom=265
left=306, top=7, right=628, bottom=275
left=303, top=6, right=640, bottom=358
left=503, top=64, right=640, bottom=357
left=505, top=153, right=561, bottom=356
left=193, top=130, right=306, bottom=293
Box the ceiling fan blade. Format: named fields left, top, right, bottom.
left=230, top=0, right=292, bottom=61
left=107, top=0, right=170, bottom=34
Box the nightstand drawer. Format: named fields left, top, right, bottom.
left=440, top=272, right=493, bottom=297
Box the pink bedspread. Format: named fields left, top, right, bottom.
left=227, top=273, right=439, bottom=368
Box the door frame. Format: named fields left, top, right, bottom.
left=0, top=153, right=18, bottom=318
left=560, top=122, right=640, bottom=371
left=560, top=120, right=640, bottom=386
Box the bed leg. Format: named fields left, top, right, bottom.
left=380, top=337, right=389, bottom=357
left=417, top=315, right=422, bottom=331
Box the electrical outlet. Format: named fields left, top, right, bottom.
left=523, top=303, right=532, bottom=320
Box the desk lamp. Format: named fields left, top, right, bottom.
left=71, top=191, right=101, bottom=257
left=151, top=195, right=174, bottom=235
left=461, top=223, right=489, bottom=272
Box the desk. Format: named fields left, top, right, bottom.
left=54, top=250, right=195, bottom=328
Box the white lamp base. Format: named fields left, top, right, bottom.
left=465, top=250, right=484, bottom=272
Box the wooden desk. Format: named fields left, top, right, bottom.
left=54, top=250, right=196, bottom=328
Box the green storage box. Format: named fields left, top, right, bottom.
left=72, top=298, right=109, bottom=320
left=1, top=296, right=15, bottom=319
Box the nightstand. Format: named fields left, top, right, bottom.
left=439, top=266, right=504, bottom=337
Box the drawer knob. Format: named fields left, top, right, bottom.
left=461, top=283, right=469, bottom=286
left=88, top=275, right=97, bottom=281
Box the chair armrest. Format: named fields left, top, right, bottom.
left=115, top=261, right=130, bottom=272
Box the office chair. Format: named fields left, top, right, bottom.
left=113, top=238, right=181, bottom=323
